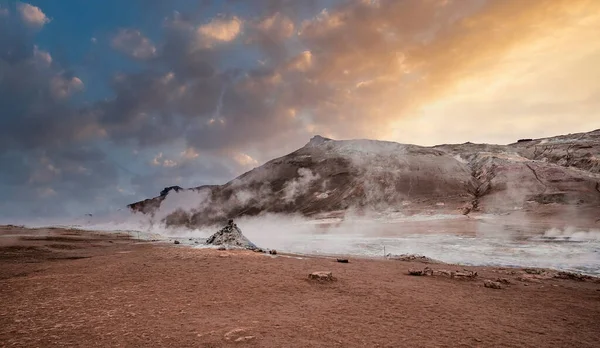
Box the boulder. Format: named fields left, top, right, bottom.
left=309, top=271, right=334, bottom=281
left=484, top=280, right=503, bottom=289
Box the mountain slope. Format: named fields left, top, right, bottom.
left=128, top=130, right=600, bottom=228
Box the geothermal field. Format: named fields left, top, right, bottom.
left=2, top=130, right=600, bottom=347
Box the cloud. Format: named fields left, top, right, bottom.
left=17, top=2, right=50, bottom=27
left=232, top=153, right=259, bottom=167
left=151, top=152, right=178, bottom=167
left=2, top=0, right=600, bottom=219
left=89, top=0, right=600, bottom=169
left=0, top=11, right=119, bottom=218
left=50, top=75, right=84, bottom=99
left=111, top=29, right=157, bottom=59
left=33, top=45, right=52, bottom=67
left=195, top=16, right=243, bottom=48
left=181, top=147, right=200, bottom=159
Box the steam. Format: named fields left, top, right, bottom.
left=542, top=227, right=600, bottom=241
left=283, top=168, right=319, bottom=203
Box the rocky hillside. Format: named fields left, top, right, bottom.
left=128, top=130, right=600, bottom=228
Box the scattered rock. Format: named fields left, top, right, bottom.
left=224, top=328, right=253, bottom=341
left=269, top=249, right=277, bottom=255
left=523, top=268, right=545, bottom=275
left=496, top=278, right=512, bottom=285
left=484, top=280, right=503, bottom=289
left=308, top=271, right=334, bottom=281
left=554, top=271, right=593, bottom=281
left=453, top=270, right=478, bottom=279
left=387, top=253, right=439, bottom=263
left=336, top=258, right=349, bottom=263
left=235, top=336, right=256, bottom=342
left=408, top=268, right=433, bottom=276
left=436, top=269, right=453, bottom=277
left=408, top=269, right=424, bottom=276
left=516, top=275, right=542, bottom=283
left=173, top=240, right=180, bottom=245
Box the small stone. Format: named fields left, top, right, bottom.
left=408, top=269, right=424, bottom=276
left=173, top=240, right=180, bottom=245
left=484, top=280, right=503, bottom=289
left=235, top=336, right=255, bottom=342
left=269, top=249, right=277, bottom=255
left=217, top=246, right=226, bottom=251
left=336, top=258, right=349, bottom=263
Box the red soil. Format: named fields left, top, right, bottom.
left=1, top=226, right=599, bottom=347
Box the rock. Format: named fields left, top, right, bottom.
left=436, top=269, right=453, bottom=277
left=408, top=269, right=424, bottom=276
left=224, top=328, right=253, bottom=341
left=268, top=249, right=277, bottom=255
left=235, top=336, right=255, bottom=342
left=516, top=275, right=542, bottom=283
left=336, top=258, right=349, bottom=263
left=205, top=219, right=261, bottom=251
left=173, top=240, right=180, bottom=245
left=554, top=271, right=592, bottom=281
left=496, top=278, right=512, bottom=285
left=217, top=246, right=226, bottom=251
left=453, top=270, right=478, bottom=279
left=308, top=271, right=334, bottom=281
left=387, top=254, right=439, bottom=263
left=484, top=280, right=503, bottom=289
left=408, top=267, right=434, bottom=276
left=160, top=186, right=183, bottom=197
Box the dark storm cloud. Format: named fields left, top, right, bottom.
left=0, top=10, right=118, bottom=217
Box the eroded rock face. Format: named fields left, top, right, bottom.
left=205, top=220, right=259, bottom=251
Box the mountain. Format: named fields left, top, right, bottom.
left=128, top=130, right=600, bottom=228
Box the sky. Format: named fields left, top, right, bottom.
left=0, top=0, right=599, bottom=219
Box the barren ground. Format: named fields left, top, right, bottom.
left=1, top=225, right=599, bottom=348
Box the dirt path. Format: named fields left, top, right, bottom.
left=1, top=226, right=599, bottom=347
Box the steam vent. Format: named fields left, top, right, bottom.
left=205, top=219, right=261, bottom=251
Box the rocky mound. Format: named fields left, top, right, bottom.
left=205, top=220, right=260, bottom=251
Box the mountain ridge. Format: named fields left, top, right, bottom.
left=128, top=129, right=600, bottom=228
